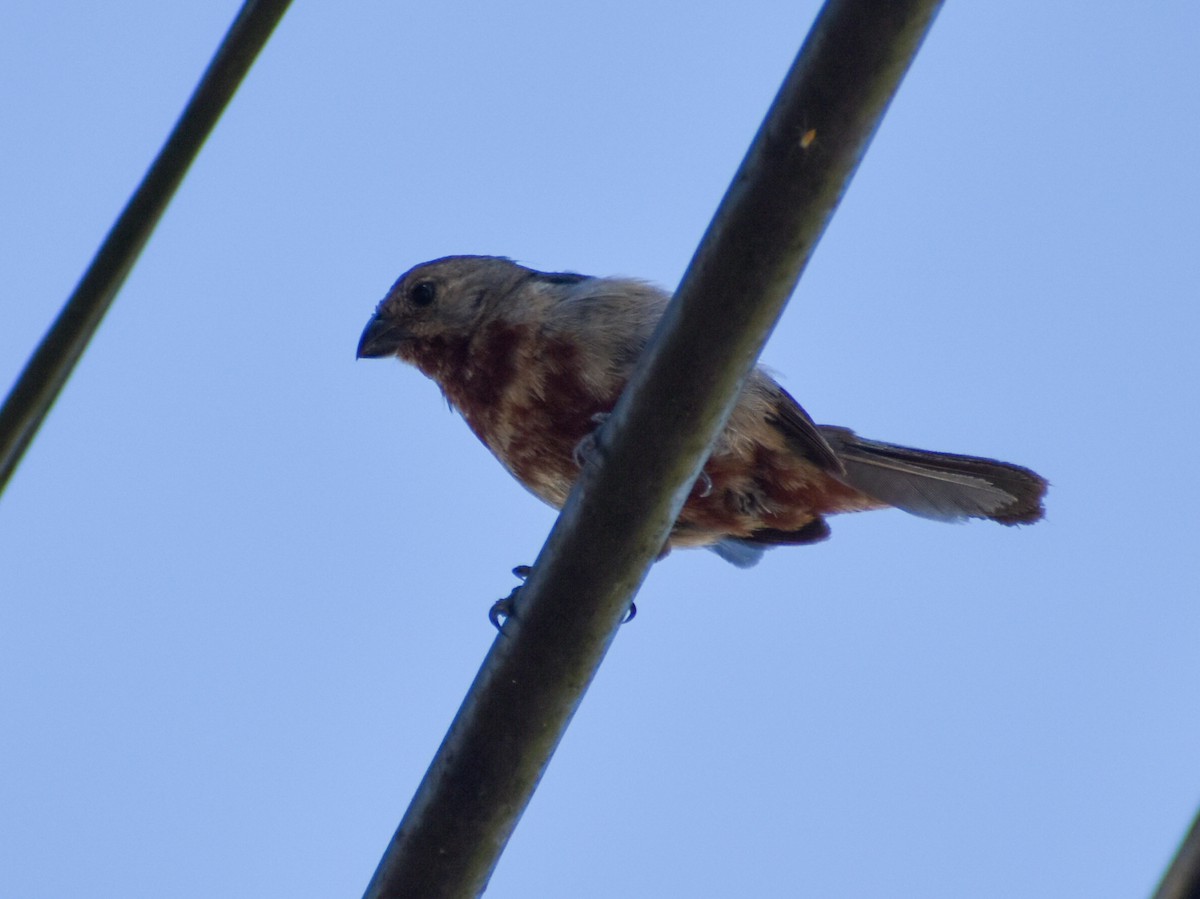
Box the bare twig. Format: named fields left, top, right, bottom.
left=0, top=0, right=292, bottom=497
left=362, top=1, right=943, bottom=897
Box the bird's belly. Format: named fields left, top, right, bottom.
left=461, top=390, right=611, bottom=511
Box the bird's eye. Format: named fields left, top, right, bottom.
left=410, top=281, right=437, bottom=307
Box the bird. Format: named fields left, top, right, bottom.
left=357, top=255, right=1046, bottom=568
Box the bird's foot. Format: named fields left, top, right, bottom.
left=489, top=564, right=637, bottom=629
left=490, top=566, right=532, bottom=632
left=572, top=412, right=611, bottom=469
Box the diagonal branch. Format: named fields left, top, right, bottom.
left=0, top=0, right=292, bottom=498
left=363, top=2, right=944, bottom=897
left=1153, top=806, right=1200, bottom=899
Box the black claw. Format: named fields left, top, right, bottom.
left=491, top=566, right=533, bottom=633
left=492, top=566, right=635, bottom=630
left=490, top=590, right=518, bottom=633
left=571, top=413, right=611, bottom=469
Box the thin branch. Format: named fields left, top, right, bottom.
left=363, top=1, right=943, bottom=897
left=0, top=0, right=292, bottom=498
left=1153, top=806, right=1200, bottom=899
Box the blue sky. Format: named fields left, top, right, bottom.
left=2, top=2, right=1198, bottom=896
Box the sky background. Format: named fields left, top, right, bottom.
left=2, top=2, right=1198, bottom=897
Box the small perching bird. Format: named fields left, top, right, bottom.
left=358, top=256, right=1046, bottom=567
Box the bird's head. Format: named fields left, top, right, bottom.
left=356, top=255, right=534, bottom=361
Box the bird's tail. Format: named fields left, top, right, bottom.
left=817, top=426, right=1047, bottom=525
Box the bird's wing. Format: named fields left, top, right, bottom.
left=764, top=384, right=844, bottom=474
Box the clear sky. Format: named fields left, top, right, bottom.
left=2, top=2, right=1198, bottom=897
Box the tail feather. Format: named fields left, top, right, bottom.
left=818, top=426, right=1047, bottom=525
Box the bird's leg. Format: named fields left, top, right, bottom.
left=572, top=412, right=611, bottom=469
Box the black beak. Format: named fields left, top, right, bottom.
left=356, top=313, right=407, bottom=359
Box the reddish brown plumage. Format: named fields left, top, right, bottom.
left=358, top=255, right=1046, bottom=566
